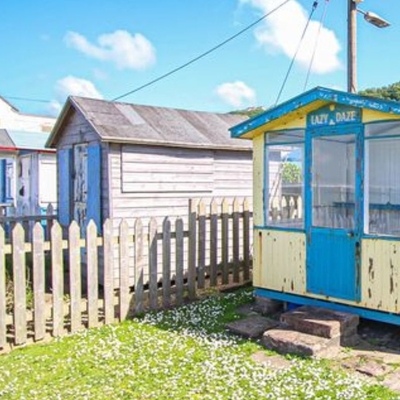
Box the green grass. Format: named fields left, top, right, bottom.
left=0, top=289, right=398, bottom=399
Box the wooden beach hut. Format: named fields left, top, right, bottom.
left=230, top=86, right=400, bottom=325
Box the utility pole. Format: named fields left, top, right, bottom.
left=347, top=0, right=390, bottom=94
left=347, top=0, right=357, bottom=93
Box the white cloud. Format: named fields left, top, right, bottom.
left=216, top=81, right=256, bottom=107
left=65, top=30, right=156, bottom=70
left=239, top=0, right=341, bottom=74
left=47, top=76, right=103, bottom=116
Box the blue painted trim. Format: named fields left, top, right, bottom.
left=58, top=148, right=72, bottom=227
left=230, top=86, right=400, bottom=138
left=254, top=225, right=305, bottom=233
left=363, top=234, right=400, bottom=241
left=254, top=288, right=400, bottom=326
left=87, top=144, right=102, bottom=233
left=365, top=134, right=400, bottom=141
left=364, top=118, right=400, bottom=125
left=0, top=160, right=6, bottom=203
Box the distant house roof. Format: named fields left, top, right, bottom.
left=230, top=86, right=400, bottom=139
left=47, top=96, right=251, bottom=151
left=0, top=129, right=55, bottom=152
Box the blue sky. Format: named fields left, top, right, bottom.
left=1, top=0, right=399, bottom=117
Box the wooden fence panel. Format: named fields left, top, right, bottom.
left=33, top=223, right=45, bottom=341
left=197, top=201, right=206, bottom=289
left=175, top=218, right=184, bottom=305
left=87, top=221, right=98, bottom=328
left=209, top=199, right=218, bottom=287
left=69, top=221, right=81, bottom=333
left=232, top=198, right=240, bottom=283
left=188, top=200, right=197, bottom=300
left=0, top=197, right=253, bottom=350
left=119, top=220, right=130, bottom=320
left=51, top=222, right=64, bottom=337
left=103, top=219, right=114, bottom=325
left=243, top=198, right=250, bottom=281
left=221, top=199, right=229, bottom=285
left=148, top=218, right=158, bottom=310
left=135, top=219, right=144, bottom=315
left=162, top=218, right=171, bottom=308
left=0, top=227, right=6, bottom=348
left=13, top=224, right=27, bottom=345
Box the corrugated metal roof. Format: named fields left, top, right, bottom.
left=53, top=96, right=251, bottom=151
left=0, top=129, right=15, bottom=148
left=0, top=129, right=53, bottom=151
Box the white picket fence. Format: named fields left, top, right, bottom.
left=0, top=198, right=252, bottom=352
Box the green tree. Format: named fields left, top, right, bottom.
left=359, top=81, right=400, bottom=102
left=282, top=162, right=301, bottom=184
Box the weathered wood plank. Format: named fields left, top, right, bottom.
left=119, top=220, right=130, bottom=320
left=69, top=221, right=81, bottom=333
left=13, top=223, right=27, bottom=345
left=162, top=218, right=171, bottom=308
left=87, top=221, right=98, bottom=328
left=188, top=199, right=197, bottom=300
left=33, top=223, right=45, bottom=341
left=103, top=219, right=114, bottom=325
left=51, top=222, right=64, bottom=337
left=175, top=218, right=184, bottom=306
left=0, top=227, right=6, bottom=348
left=209, top=199, right=218, bottom=287
left=148, top=218, right=158, bottom=310
left=232, top=198, right=240, bottom=283
left=221, top=199, right=229, bottom=285
left=243, top=198, right=250, bottom=281
left=197, top=200, right=206, bottom=289
left=134, top=219, right=144, bottom=315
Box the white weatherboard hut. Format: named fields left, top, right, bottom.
left=230, top=87, right=400, bottom=325
left=46, top=96, right=256, bottom=234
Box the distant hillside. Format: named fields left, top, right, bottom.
left=229, top=106, right=266, bottom=118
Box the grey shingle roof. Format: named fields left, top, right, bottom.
left=49, top=96, right=251, bottom=151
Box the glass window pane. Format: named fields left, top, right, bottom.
left=266, top=130, right=305, bottom=144
left=366, top=138, right=400, bottom=235
left=267, top=144, right=304, bottom=228
left=312, top=135, right=355, bottom=229
left=365, top=121, right=400, bottom=138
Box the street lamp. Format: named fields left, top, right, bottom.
left=347, top=0, right=390, bottom=93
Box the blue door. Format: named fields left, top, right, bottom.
left=306, top=129, right=362, bottom=301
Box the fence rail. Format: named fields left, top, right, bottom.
left=0, top=198, right=252, bottom=352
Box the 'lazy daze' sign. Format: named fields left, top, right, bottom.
left=307, top=104, right=361, bottom=128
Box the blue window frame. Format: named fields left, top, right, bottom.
left=264, top=129, right=305, bottom=230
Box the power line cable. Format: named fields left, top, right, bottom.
left=111, top=0, right=293, bottom=102
left=304, top=0, right=331, bottom=90
left=275, top=0, right=319, bottom=106
left=2, top=95, right=51, bottom=104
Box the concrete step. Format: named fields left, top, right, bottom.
left=280, top=306, right=359, bottom=345
left=262, top=328, right=341, bottom=358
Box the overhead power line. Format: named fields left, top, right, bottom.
left=275, top=0, right=319, bottom=106
left=304, top=0, right=331, bottom=91
left=111, top=0, right=293, bottom=102
left=2, top=95, right=51, bottom=104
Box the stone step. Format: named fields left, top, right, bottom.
left=262, top=328, right=341, bottom=359
left=280, top=306, right=359, bottom=343
left=225, top=315, right=279, bottom=339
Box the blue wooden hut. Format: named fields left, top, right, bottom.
left=230, top=87, right=400, bottom=325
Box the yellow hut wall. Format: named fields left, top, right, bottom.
left=252, top=108, right=400, bottom=314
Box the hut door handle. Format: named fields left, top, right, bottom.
left=347, top=231, right=354, bottom=238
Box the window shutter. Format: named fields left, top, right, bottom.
left=57, top=148, right=72, bottom=227
left=87, top=144, right=102, bottom=232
